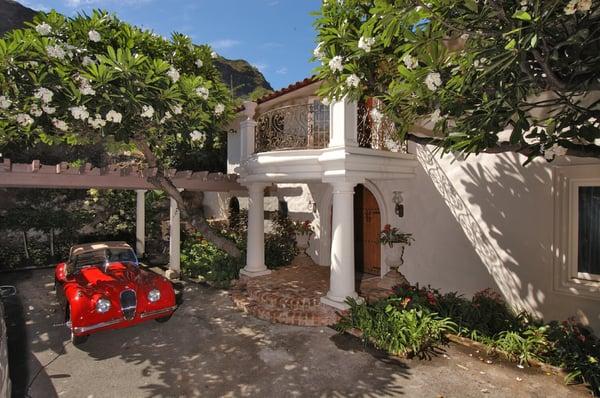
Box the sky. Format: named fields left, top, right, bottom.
left=20, top=0, right=321, bottom=90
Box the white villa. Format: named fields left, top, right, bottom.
left=204, top=78, right=600, bottom=331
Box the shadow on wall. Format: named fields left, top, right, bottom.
left=417, top=147, right=545, bottom=318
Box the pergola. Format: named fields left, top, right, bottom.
left=0, top=158, right=245, bottom=276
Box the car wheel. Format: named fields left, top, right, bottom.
left=155, top=315, right=172, bottom=323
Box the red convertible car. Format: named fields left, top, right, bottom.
left=55, top=242, right=176, bottom=344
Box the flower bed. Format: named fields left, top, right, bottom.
left=337, top=284, right=600, bottom=395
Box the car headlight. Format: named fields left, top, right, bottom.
left=148, top=289, right=161, bottom=303
left=96, top=298, right=111, bottom=313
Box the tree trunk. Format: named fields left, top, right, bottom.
left=22, top=230, right=29, bottom=260
left=134, top=138, right=242, bottom=259
left=49, top=228, right=55, bottom=258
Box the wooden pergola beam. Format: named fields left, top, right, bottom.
left=0, top=159, right=245, bottom=192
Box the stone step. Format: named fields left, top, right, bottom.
left=245, top=288, right=322, bottom=311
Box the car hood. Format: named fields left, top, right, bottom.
left=74, top=263, right=154, bottom=293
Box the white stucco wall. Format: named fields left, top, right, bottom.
left=388, top=143, right=600, bottom=331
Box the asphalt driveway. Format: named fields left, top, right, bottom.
left=2, top=269, right=589, bottom=398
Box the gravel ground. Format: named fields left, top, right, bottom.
left=1, top=268, right=591, bottom=398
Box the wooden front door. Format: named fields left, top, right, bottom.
left=354, top=184, right=381, bottom=275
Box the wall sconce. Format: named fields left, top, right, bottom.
left=392, top=191, right=404, bottom=218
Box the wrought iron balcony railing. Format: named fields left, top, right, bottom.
left=253, top=100, right=408, bottom=154
left=255, top=103, right=330, bottom=153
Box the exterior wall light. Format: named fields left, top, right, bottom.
left=392, top=191, right=404, bottom=218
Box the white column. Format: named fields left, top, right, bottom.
left=328, top=97, right=358, bottom=148
left=240, top=101, right=257, bottom=160
left=321, top=181, right=362, bottom=309
left=240, top=183, right=271, bottom=277
left=168, top=195, right=181, bottom=278
left=135, top=190, right=146, bottom=257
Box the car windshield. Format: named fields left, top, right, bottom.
left=72, top=248, right=138, bottom=269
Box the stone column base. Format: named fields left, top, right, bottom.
left=165, top=269, right=180, bottom=280
left=240, top=268, right=272, bottom=278
left=320, top=293, right=364, bottom=310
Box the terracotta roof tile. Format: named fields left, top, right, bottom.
left=256, top=76, right=319, bottom=104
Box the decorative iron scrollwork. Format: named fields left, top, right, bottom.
left=255, top=103, right=330, bottom=153
left=357, top=99, right=409, bottom=153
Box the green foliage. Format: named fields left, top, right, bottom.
left=180, top=236, right=243, bottom=288
left=313, top=0, right=600, bottom=161
left=392, top=283, right=600, bottom=394
left=180, top=210, right=298, bottom=286
left=337, top=297, right=456, bottom=357
left=0, top=9, right=233, bottom=168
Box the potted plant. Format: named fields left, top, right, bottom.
left=380, top=224, right=414, bottom=271
left=291, top=220, right=314, bottom=255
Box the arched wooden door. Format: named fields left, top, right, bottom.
left=354, top=184, right=381, bottom=275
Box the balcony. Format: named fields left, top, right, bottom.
left=253, top=100, right=408, bottom=154
left=254, top=103, right=329, bottom=153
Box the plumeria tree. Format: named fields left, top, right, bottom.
left=313, top=0, right=600, bottom=162
left=0, top=10, right=240, bottom=256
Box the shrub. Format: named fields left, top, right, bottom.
left=180, top=236, right=242, bottom=288
left=337, top=297, right=456, bottom=357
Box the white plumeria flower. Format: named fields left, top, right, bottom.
left=78, top=77, right=96, bottom=96
left=105, top=110, right=123, bottom=123
left=195, top=59, right=203, bottom=68
left=88, top=114, right=106, bottom=129
left=460, top=33, right=470, bottom=41
left=42, top=105, right=56, bottom=114
left=402, top=53, right=419, bottom=69
left=69, top=105, right=89, bottom=121
left=430, top=108, right=443, bottom=124
left=370, top=108, right=383, bottom=124
left=425, top=72, right=443, bottom=91
left=328, top=56, right=344, bottom=73
left=46, top=45, right=66, bottom=59
left=52, top=118, right=69, bottom=131
left=346, top=74, right=360, bottom=88
left=30, top=104, right=43, bottom=117
left=16, top=113, right=34, bottom=127
left=88, top=30, right=101, bottom=42
left=190, top=130, right=206, bottom=143
left=167, top=66, right=180, bottom=83
left=35, top=23, right=52, bottom=36
left=159, top=111, right=172, bottom=124
left=196, top=86, right=209, bottom=100
left=564, top=0, right=578, bottom=14
left=34, top=87, right=54, bottom=103
left=0, top=96, right=11, bottom=109
left=544, top=143, right=568, bottom=160
left=313, top=42, right=325, bottom=60
left=358, top=36, right=375, bottom=53
left=211, top=51, right=218, bottom=59
left=140, top=105, right=155, bottom=118
left=321, top=97, right=331, bottom=106
left=82, top=56, right=95, bottom=66
left=214, top=103, right=225, bottom=116
left=172, top=105, right=183, bottom=115
left=578, top=0, right=592, bottom=11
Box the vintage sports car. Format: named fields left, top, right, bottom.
left=55, top=242, right=176, bottom=344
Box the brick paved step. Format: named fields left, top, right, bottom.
left=246, top=287, right=322, bottom=311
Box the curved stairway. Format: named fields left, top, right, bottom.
left=230, top=258, right=341, bottom=327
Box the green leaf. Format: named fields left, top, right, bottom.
left=530, top=34, right=538, bottom=48
left=505, top=39, right=516, bottom=50
left=464, top=0, right=478, bottom=12
left=512, top=10, right=532, bottom=21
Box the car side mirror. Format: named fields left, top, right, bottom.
left=56, top=263, right=68, bottom=282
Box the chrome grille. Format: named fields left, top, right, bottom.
left=120, top=289, right=137, bottom=320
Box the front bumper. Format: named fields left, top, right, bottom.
left=72, top=305, right=177, bottom=335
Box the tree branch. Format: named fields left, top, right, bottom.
left=134, top=137, right=242, bottom=259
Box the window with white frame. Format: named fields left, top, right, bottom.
left=554, top=165, right=600, bottom=298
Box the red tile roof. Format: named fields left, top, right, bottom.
left=256, top=76, right=319, bottom=104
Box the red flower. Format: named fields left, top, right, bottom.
left=384, top=224, right=391, bottom=231
left=426, top=291, right=437, bottom=305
